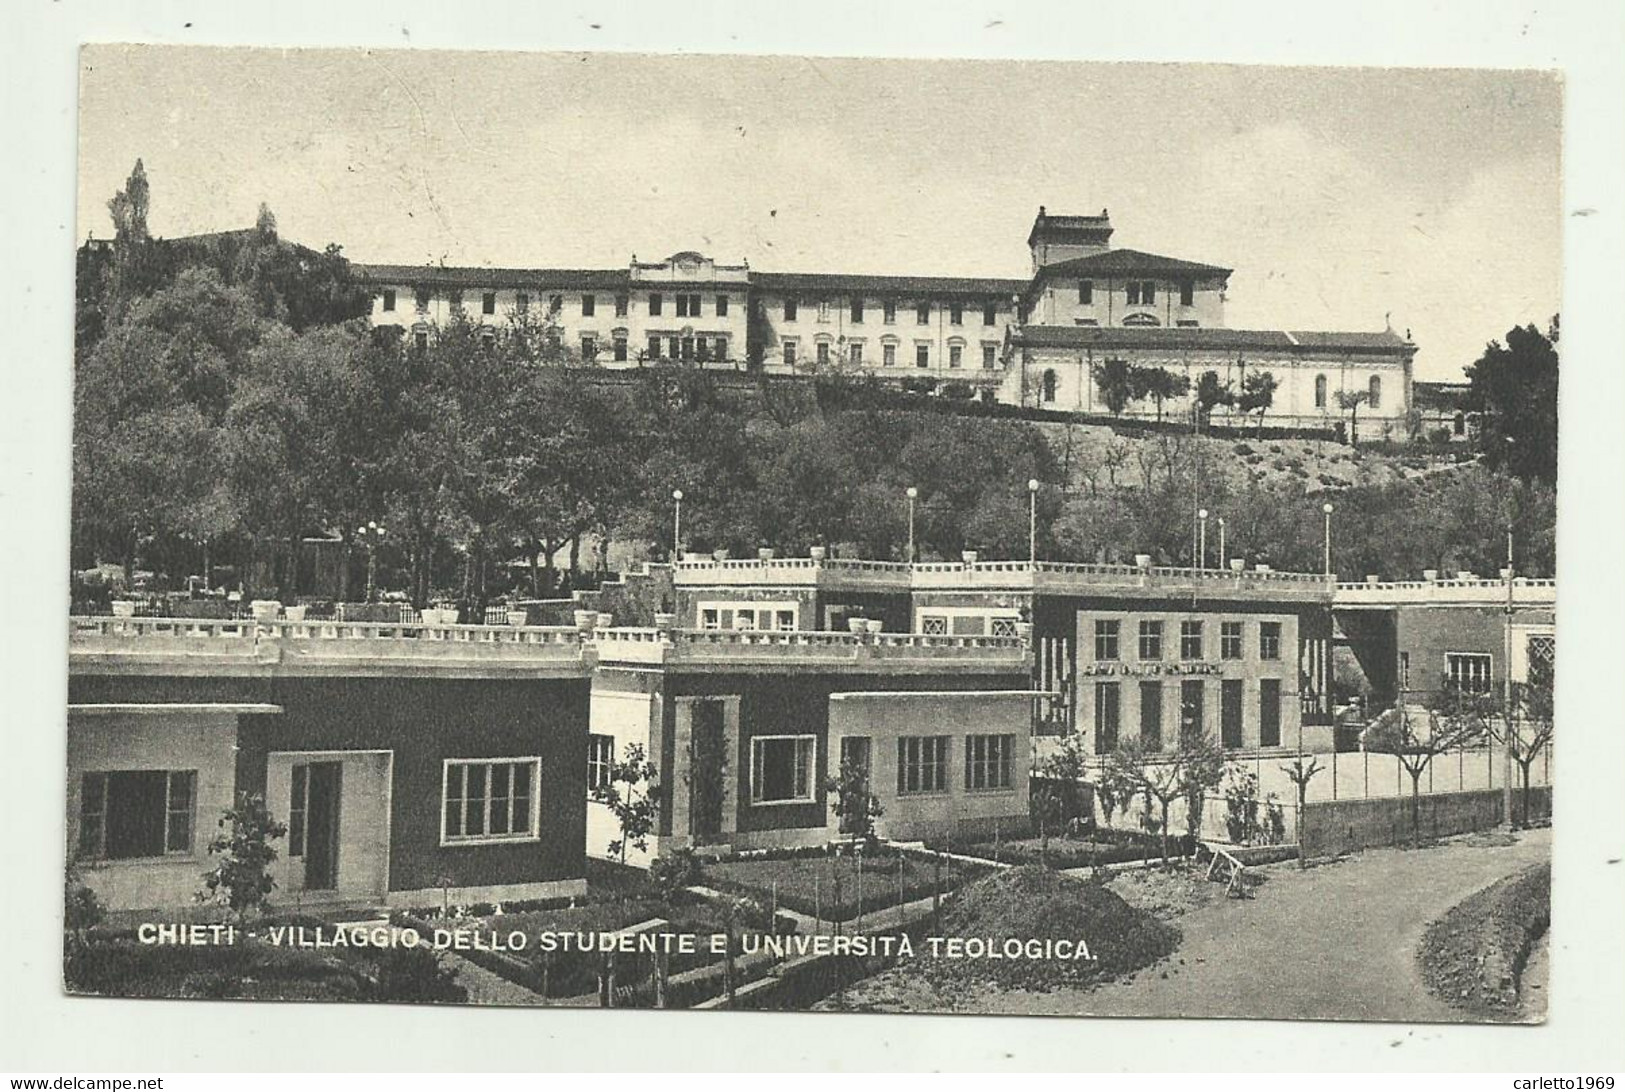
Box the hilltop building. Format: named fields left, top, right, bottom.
left=358, top=206, right=1418, bottom=430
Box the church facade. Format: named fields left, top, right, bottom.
left=359, top=207, right=1417, bottom=432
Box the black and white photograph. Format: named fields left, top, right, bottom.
left=6, top=0, right=1625, bottom=1077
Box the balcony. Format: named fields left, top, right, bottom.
left=590, top=626, right=1032, bottom=673
left=68, top=616, right=592, bottom=679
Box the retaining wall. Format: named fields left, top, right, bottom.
left=1301, top=786, right=1551, bottom=858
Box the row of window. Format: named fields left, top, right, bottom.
left=1075, top=279, right=1198, bottom=307
left=1093, top=619, right=1282, bottom=662
left=896, top=734, right=1016, bottom=795
left=785, top=341, right=1000, bottom=369
left=1093, top=678, right=1283, bottom=753
left=783, top=298, right=1002, bottom=327
left=381, top=289, right=735, bottom=321
left=1314, top=373, right=1383, bottom=409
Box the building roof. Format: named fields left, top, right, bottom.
left=1013, top=325, right=1415, bottom=355
left=1035, top=248, right=1233, bottom=279
left=357, top=264, right=630, bottom=289
left=753, top=271, right=1029, bottom=298
left=1411, top=380, right=1478, bottom=410
left=1027, top=207, right=1115, bottom=249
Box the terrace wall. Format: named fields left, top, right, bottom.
left=1300, top=786, right=1552, bottom=858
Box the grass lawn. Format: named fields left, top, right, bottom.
left=706, top=852, right=986, bottom=923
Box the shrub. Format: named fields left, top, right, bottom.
left=1418, top=862, right=1549, bottom=1020
left=372, top=945, right=468, bottom=1003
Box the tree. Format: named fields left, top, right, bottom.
left=1102, top=735, right=1217, bottom=866
left=824, top=756, right=884, bottom=847
left=590, top=743, right=661, bottom=865
left=1031, top=733, right=1087, bottom=864
left=198, top=792, right=288, bottom=920
left=1139, top=368, right=1190, bottom=422
left=1237, top=370, right=1279, bottom=434
left=1193, top=370, right=1234, bottom=425
left=1363, top=689, right=1490, bottom=844
left=1279, top=753, right=1324, bottom=868
left=1494, top=657, right=1555, bottom=827
left=1335, top=388, right=1372, bottom=447
left=1178, top=732, right=1227, bottom=846
left=1466, top=320, right=1559, bottom=484
left=1091, top=358, right=1139, bottom=418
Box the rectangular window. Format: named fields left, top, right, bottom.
left=681, top=336, right=695, bottom=361
left=615, top=294, right=628, bottom=317
left=1221, top=679, right=1244, bottom=748
left=949, top=303, right=963, bottom=326
left=287, top=764, right=307, bottom=856
left=695, top=338, right=710, bottom=363
left=78, top=770, right=196, bottom=860
left=883, top=343, right=897, bottom=367
left=549, top=294, right=563, bottom=313
left=716, top=294, right=729, bottom=316
left=1094, top=618, right=1121, bottom=661
left=897, top=736, right=950, bottom=795
left=785, top=298, right=798, bottom=322
left=817, top=300, right=830, bottom=322
left=415, top=286, right=432, bottom=312
left=1259, top=621, right=1282, bottom=661
left=1221, top=621, right=1244, bottom=660
left=949, top=345, right=963, bottom=368
left=649, top=292, right=664, bottom=316
left=850, top=343, right=863, bottom=365
left=916, top=344, right=930, bottom=368
left=714, top=337, right=728, bottom=360
left=851, top=299, right=864, bottom=323
left=1180, top=680, right=1205, bottom=740
left=669, top=336, right=680, bottom=359
left=647, top=336, right=662, bottom=360
left=1126, top=282, right=1139, bottom=305
left=1446, top=652, right=1493, bottom=694
left=1094, top=683, right=1121, bottom=754
left=381, top=289, right=396, bottom=312
left=448, top=289, right=464, bottom=313
left=1180, top=620, right=1204, bottom=661
left=983, top=302, right=997, bottom=326
left=1260, top=680, right=1282, bottom=748
left=481, top=291, right=496, bottom=316
left=751, top=736, right=816, bottom=804
left=582, top=294, right=596, bottom=317
left=1180, top=280, right=1195, bottom=306
left=587, top=734, right=615, bottom=793
left=443, top=759, right=538, bottom=844
left=917, top=301, right=931, bottom=325
left=613, top=336, right=628, bottom=362
left=515, top=291, right=530, bottom=313
left=1138, top=619, right=1164, bottom=661
left=964, top=734, right=1015, bottom=791
left=816, top=342, right=830, bottom=367
left=675, top=294, right=689, bottom=318
left=1140, top=681, right=1163, bottom=750
left=783, top=341, right=797, bottom=366
left=1079, top=280, right=1093, bottom=305
left=982, top=344, right=997, bottom=369
left=883, top=300, right=897, bottom=324
left=581, top=336, right=596, bottom=360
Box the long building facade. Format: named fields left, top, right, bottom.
left=360, top=206, right=1418, bottom=429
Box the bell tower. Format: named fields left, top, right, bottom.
left=1028, top=206, right=1114, bottom=272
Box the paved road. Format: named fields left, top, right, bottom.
left=969, top=828, right=1552, bottom=1022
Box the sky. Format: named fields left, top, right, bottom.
left=77, top=46, right=1563, bottom=380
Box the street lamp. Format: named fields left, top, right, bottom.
left=1322, top=502, right=1335, bottom=578
left=357, top=521, right=387, bottom=603
left=905, top=486, right=918, bottom=564
left=1197, top=508, right=1209, bottom=570
left=1027, top=479, right=1040, bottom=566
left=672, top=490, right=684, bottom=559
left=1217, top=516, right=1227, bottom=572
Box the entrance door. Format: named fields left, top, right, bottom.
left=690, top=701, right=726, bottom=841
left=293, top=761, right=343, bottom=890
left=1221, top=680, right=1244, bottom=750
left=837, top=737, right=872, bottom=836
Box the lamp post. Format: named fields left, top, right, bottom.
left=1027, top=479, right=1040, bottom=566
left=672, top=490, right=684, bottom=559
left=906, top=486, right=918, bottom=564
left=1322, top=502, right=1335, bottom=578
left=1217, top=517, right=1226, bottom=572
left=357, top=521, right=386, bottom=603
left=1197, top=508, right=1209, bottom=570
left=1502, top=522, right=1514, bottom=827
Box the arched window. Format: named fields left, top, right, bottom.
left=1042, top=369, right=1058, bottom=404
left=1368, top=375, right=1382, bottom=408
left=1314, top=374, right=1328, bottom=409
left=1122, top=312, right=1161, bottom=327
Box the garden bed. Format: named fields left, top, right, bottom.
left=927, top=831, right=1194, bottom=870
left=705, top=849, right=988, bottom=923
left=1417, top=861, right=1550, bottom=1021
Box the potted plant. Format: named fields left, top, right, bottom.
left=110, top=599, right=137, bottom=618
left=757, top=547, right=775, bottom=561
left=864, top=618, right=884, bottom=636
left=573, top=609, right=597, bottom=632
left=961, top=550, right=979, bottom=565
left=1229, top=558, right=1246, bottom=573
left=653, top=595, right=677, bottom=630
left=712, top=548, right=731, bottom=562
left=438, top=604, right=460, bottom=625
left=595, top=611, right=615, bottom=630
left=1134, top=553, right=1153, bottom=568
left=809, top=545, right=827, bottom=561
left=284, top=604, right=309, bottom=622
left=250, top=599, right=282, bottom=623
left=847, top=616, right=868, bottom=635
left=506, top=605, right=529, bottom=627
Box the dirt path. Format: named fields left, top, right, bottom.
left=832, top=828, right=1551, bottom=1021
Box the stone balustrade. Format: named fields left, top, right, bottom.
left=591, top=625, right=1031, bottom=672
left=1333, top=576, right=1556, bottom=608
